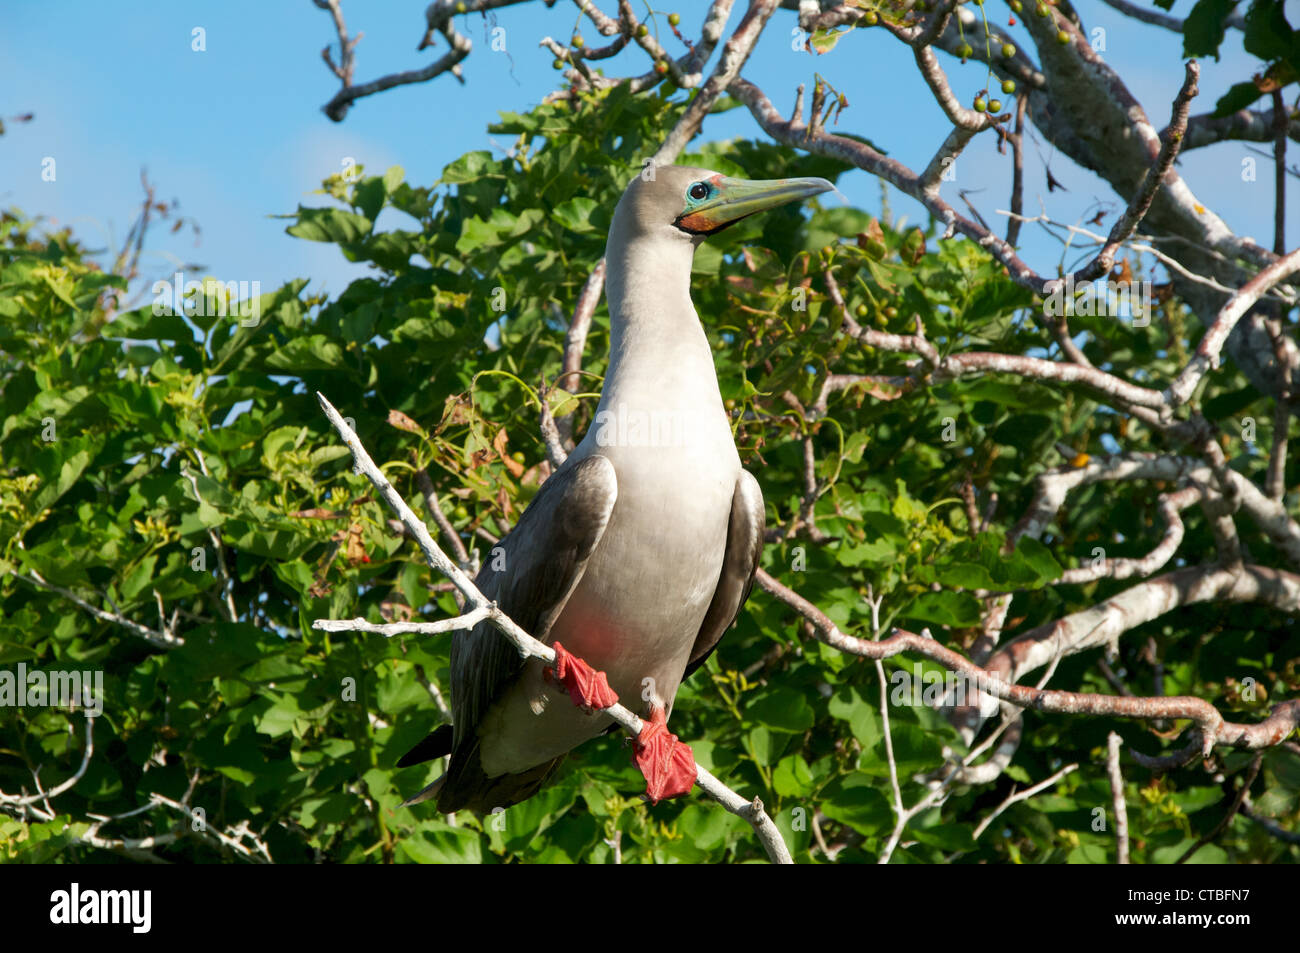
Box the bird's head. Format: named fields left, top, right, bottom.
left=611, top=165, right=834, bottom=245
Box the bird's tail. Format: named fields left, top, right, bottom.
left=400, top=774, right=447, bottom=809
left=395, top=723, right=565, bottom=813
left=396, top=723, right=454, bottom=807
left=396, top=724, right=454, bottom=767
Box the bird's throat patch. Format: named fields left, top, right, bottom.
left=673, top=210, right=753, bottom=237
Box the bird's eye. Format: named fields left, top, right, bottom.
left=688, top=182, right=710, bottom=201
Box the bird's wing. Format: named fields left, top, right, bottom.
left=449, top=453, right=618, bottom=749
left=397, top=454, right=617, bottom=810
left=683, top=469, right=764, bottom=680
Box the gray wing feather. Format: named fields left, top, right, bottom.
left=449, top=454, right=618, bottom=749
left=684, top=469, right=764, bottom=678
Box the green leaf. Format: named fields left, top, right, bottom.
left=383, top=165, right=406, bottom=194
left=1012, top=536, right=1063, bottom=586
left=400, top=824, right=484, bottom=863
left=828, top=685, right=881, bottom=748
left=553, top=197, right=602, bottom=233
left=1212, top=80, right=1266, bottom=117
left=935, top=561, right=998, bottom=590
left=353, top=178, right=386, bottom=222
left=902, top=590, right=982, bottom=627
left=440, top=150, right=497, bottom=185
left=264, top=335, right=344, bottom=372
left=773, top=754, right=815, bottom=797
left=809, top=26, right=850, bottom=54
left=821, top=777, right=892, bottom=835
left=1243, top=0, right=1297, bottom=67
left=744, top=725, right=787, bottom=766
left=286, top=207, right=373, bottom=243
left=746, top=686, right=816, bottom=733
left=1183, top=0, right=1238, bottom=59
left=120, top=555, right=158, bottom=601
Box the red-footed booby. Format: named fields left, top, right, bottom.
left=399, top=166, right=833, bottom=813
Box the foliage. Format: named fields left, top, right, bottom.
left=1180, top=0, right=1300, bottom=116
left=0, top=83, right=1296, bottom=863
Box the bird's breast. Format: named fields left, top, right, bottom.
left=477, top=415, right=740, bottom=777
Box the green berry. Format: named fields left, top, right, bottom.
left=884, top=305, right=899, bottom=319
left=636, top=23, right=648, bottom=37
left=1010, top=0, right=1022, bottom=10
left=668, top=12, right=681, bottom=26
left=1002, top=79, right=1016, bottom=94
left=988, top=98, right=1003, bottom=112
left=864, top=9, right=879, bottom=24
left=552, top=58, right=564, bottom=69
left=1001, top=42, right=1016, bottom=58
left=973, top=97, right=987, bottom=112
left=1057, top=29, right=1070, bottom=43
left=1036, top=2, right=1049, bottom=15
left=856, top=304, right=869, bottom=318
left=455, top=1, right=467, bottom=12
left=822, top=244, right=835, bottom=258
left=572, top=34, right=584, bottom=48
left=958, top=42, right=973, bottom=59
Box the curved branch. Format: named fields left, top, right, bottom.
left=756, top=568, right=1300, bottom=761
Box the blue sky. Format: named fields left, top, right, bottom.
left=1, top=0, right=1291, bottom=302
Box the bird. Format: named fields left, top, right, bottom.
left=398, top=165, right=834, bottom=813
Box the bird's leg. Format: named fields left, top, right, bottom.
left=545, top=641, right=619, bottom=713
left=633, top=707, right=696, bottom=804
left=544, top=643, right=694, bottom=802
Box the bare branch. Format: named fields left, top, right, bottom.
left=1057, top=486, right=1198, bottom=584
left=538, top=381, right=571, bottom=469
left=1180, top=105, right=1300, bottom=151
left=560, top=258, right=606, bottom=391
left=1175, top=754, right=1262, bottom=863
left=0, top=715, right=95, bottom=808
left=1107, top=731, right=1130, bottom=864
left=320, top=3, right=473, bottom=121
left=10, top=570, right=181, bottom=649
left=1076, top=61, right=1199, bottom=282
left=314, top=607, right=493, bottom=637
left=1241, top=794, right=1300, bottom=844
left=1166, top=247, right=1300, bottom=406
left=416, top=468, right=473, bottom=572
left=314, top=0, right=361, bottom=85
left=972, top=763, right=1078, bottom=840
left=755, top=568, right=1300, bottom=761
left=1006, top=93, right=1027, bottom=247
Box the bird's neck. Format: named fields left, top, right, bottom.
left=600, top=234, right=723, bottom=415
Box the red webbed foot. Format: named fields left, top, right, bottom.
left=633, top=707, right=696, bottom=804
left=545, top=641, right=619, bottom=713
